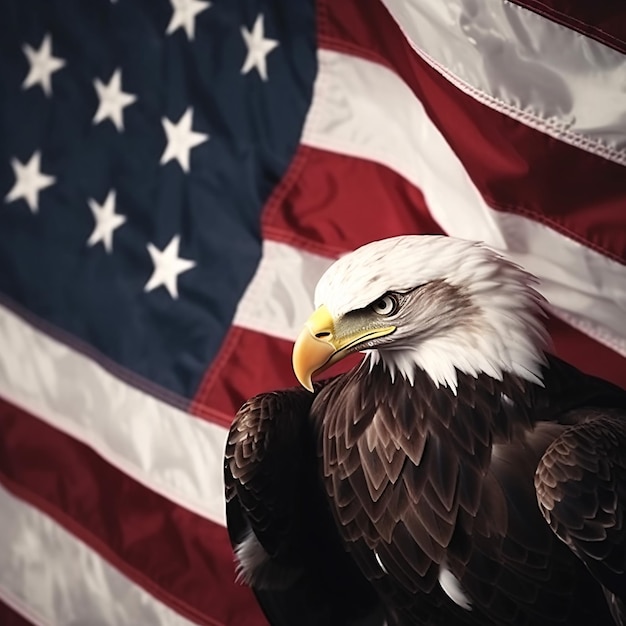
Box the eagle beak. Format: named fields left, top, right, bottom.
left=292, top=305, right=338, bottom=392
left=292, top=304, right=396, bottom=392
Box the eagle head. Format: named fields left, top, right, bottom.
left=292, top=235, right=550, bottom=393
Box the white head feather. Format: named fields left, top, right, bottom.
left=314, top=235, right=550, bottom=393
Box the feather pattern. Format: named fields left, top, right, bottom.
left=225, top=355, right=626, bottom=625
left=536, top=408, right=626, bottom=600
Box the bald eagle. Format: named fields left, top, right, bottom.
left=224, top=235, right=626, bottom=626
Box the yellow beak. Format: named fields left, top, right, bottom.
left=292, top=304, right=396, bottom=392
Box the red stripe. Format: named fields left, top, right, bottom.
left=547, top=316, right=626, bottom=389
left=511, top=0, right=626, bottom=54
left=547, top=315, right=626, bottom=390
left=0, top=601, right=35, bottom=626
left=318, top=0, right=626, bottom=264
left=0, top=398, right=267, bottom=626
left=262, top=147, right=443, bottom=257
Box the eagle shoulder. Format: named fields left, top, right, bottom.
left=224, top=381, right=388, bottom=626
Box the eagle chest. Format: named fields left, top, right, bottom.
left=316, top=380, right=492, bottom=575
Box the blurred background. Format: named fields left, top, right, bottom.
left=0, top=0, right=624, bottom=624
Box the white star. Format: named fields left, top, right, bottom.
left=240, top=14, right=279, bottom=81
left=5, top=151, right=55, bottom=213
left=87, top=190, right=127, bottom=253
left=145, top=235, right=196, bottom=299
left=160, top=107, right=208, bottom=172
left=166, top=0, right=211, bottom=40
left=93, top=69, right=137, bottom=131
left=22, top=34, right=66, bottom=97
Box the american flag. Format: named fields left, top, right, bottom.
left=0, top=0, right=624, bottom=624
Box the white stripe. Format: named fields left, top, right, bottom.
left=382, top=0, right=626, bottom=166
left=1, top=51, right=623, bottom=550
left=298, top=49, right=626, bottom=356
left=0, top=302, right=228, bottom=527
left=234, top=240, right=332, bottom=340
left=0, top=484, right=196, bottom=626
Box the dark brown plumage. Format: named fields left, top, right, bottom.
left=226, top=356, right=626, bottom=625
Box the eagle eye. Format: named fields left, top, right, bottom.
left=371, top=294, right=399, bottom=316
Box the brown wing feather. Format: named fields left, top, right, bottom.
left=225, top=387, right=313, bottom=557
left=454, top=422, right=599, bottom=625
left=535, top=407, right=626, bottom=600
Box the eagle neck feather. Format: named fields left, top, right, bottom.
left=335, top=361, right=539, bottom=456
